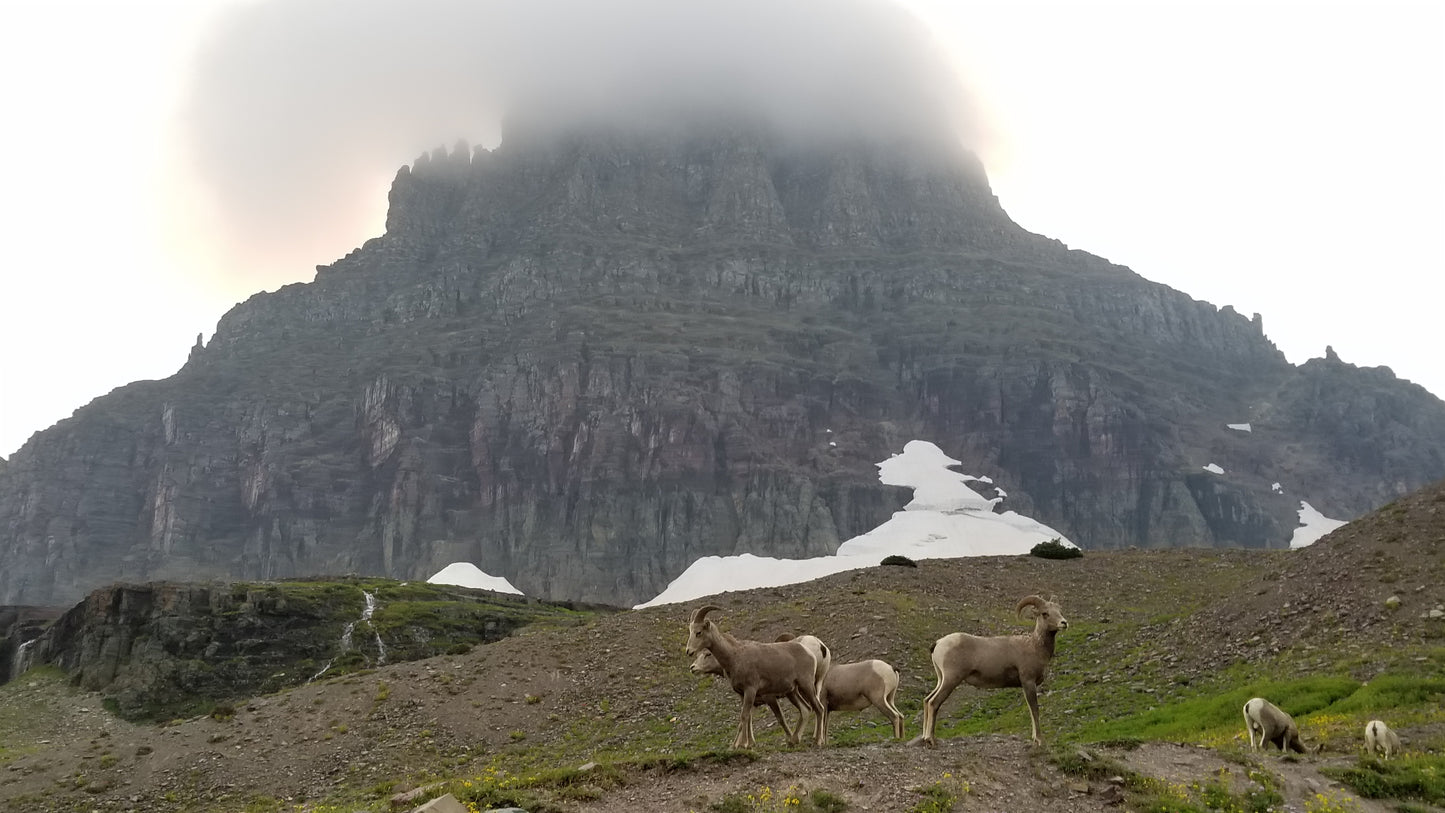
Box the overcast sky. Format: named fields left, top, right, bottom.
left=1, top=0, right=1441, bottom=459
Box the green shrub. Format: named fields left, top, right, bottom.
left=1030, top=538, right=1082, bottom=559
left=880, top=555, right=918, bottom=568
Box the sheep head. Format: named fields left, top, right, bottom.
left=689, top=649, right=725, bottom=677
left=685, top=605, right=723, bottom=656
left=1016, top=595, right=1068, bottom=633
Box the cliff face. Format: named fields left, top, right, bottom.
left=3, top=123, right=1443, bottom=607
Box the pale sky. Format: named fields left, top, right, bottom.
left=2, top=0, right=1442, bottom=459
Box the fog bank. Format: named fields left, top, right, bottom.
left=180, top=0, right=988, bottom=289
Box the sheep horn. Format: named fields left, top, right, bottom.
left=691, top=605, right=723, bottom=624
left=1016, top=595, right=1047, bottom=618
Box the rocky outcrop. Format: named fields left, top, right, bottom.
left=2, top=121, right=1443, bottom=607
left=8, top=579, right=605, bottom=720
left=1, top=605, right=62, bottom=682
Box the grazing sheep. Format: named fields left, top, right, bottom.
left=1365, top=720, right=1401, bottom=759
left=689, top=649, right=806, bottom=739
left=917, top=595, right=1068, bottom=747
left=1243, top=697, right=1307, bottom=753
left=818, top=659, right=905, bottom=741
left=685, top=605, right=826, bottom=748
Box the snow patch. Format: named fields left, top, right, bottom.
left=1271, top=482, right=1284, bottom=494
left=635, top=440, right=1074, bottom=609
left=427, top=562, right=524, bottom=595
left=1203, top=463, right=1225, bottom=474
left=1289, top=501, right=1347, bottom=549
left=1227, top=423, right=1252, bottom=432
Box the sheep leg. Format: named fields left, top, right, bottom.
left=880, top=686, right=905, bottom=739
left=800, top=679, right=827, bottom=746
left=787, top=691, right=806, bottom=738
left=764, top=699, right=795, bottom=743
left=735, top=687, right=758, bottom=749
left=1022, top=681, right=1043, bottom=744
left=820, top=702, right=830, bottom=744
left=919, top=675, right=962, bottom=747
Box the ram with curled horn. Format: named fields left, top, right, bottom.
left=915, top=594, right=1068, bottom=747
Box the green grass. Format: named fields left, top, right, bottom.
left=0, top=667, right=72, bottom=765
left=1323, top=755, right=1445, bottom=806
left=1073, top=675, right=1360, bottom=745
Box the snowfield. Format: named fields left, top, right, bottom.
left=426, top=439, right=1350, bottom=604
left=1290, top=501, right=1348, bottom=549
left=426, top=562, right=523, bottom=594
left=634, top=440, right=1074, bottom=608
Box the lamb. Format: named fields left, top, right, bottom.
left=685, top=605, right=827, bottom=748
left=1243, top=697, right=1307, bottom=753
left=1365, top=719, right=1401, bottom=759
left=917, top=595, right=1067, bottom=747
left=818, top=659, right=905, bottom=741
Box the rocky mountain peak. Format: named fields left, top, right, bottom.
left=2, top=119, right=1443, bottom=609
left=382, top=120, right=1022, bottom=260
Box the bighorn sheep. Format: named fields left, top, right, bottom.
left=818, top=659, right=905, bottom=741
left=692, top=646, right=894, bottom=743
left=1243, top=697, right=1307, bottom=753
left=685, top=606, right=826, bottom=748
left=775, top=632, right=832, bottom=706
left=689, top=649, right=806, bottom=739
left=690, top=632, right=833, bottom=741
left=1365, top=719, right=1401, bottom=759
left=918, top=595, right=1067, bottom=747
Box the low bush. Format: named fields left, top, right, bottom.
left=1030, top=538, right=1082, bottom=559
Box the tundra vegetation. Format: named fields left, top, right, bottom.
left=1, top=521, right=1443, bottom=812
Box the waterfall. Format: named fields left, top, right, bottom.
left=363, top=590, right=387, bottom=665
left=10, top=639, right=36, bottom=682
left=308, top=588, right=385, bottom=682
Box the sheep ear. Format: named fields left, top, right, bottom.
left=1016, top=595, right=1046, bottom=618
left=692, top=605, right=723, bottom=624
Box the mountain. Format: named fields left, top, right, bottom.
left=3, top=119, right=1444, bottom=608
